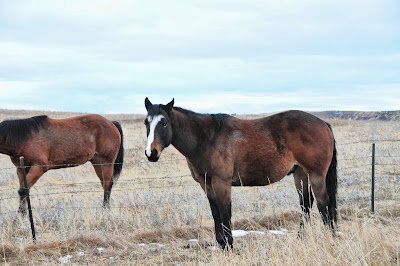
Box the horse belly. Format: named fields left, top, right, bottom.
left=233, top=153, right=293, bottom=186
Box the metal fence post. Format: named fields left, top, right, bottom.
left=19, top=156, right=36, bottom=243
left=371, top=130, right=375, bottom=213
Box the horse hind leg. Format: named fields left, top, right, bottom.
left=90, top=156, right=103, bottom=183
left=294, top=166, right=314, bottom=233
left=308, top=172, right=334, bottom=230
left=101, top=162, right=116, bottom=207
left=90, top=156, right=114, bottom=207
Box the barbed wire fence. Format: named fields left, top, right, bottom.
left=336, top=137, right=400, bottom=211
left=0, top=135, right=399, bottom=243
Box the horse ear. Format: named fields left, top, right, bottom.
left=165, top=98, right=174, bottom=113
left=145, top=97, right=152, bottom=111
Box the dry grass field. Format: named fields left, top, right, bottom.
left=0, top=109, right=399, bottom=265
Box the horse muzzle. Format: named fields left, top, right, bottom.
left=146, top=148, right=160, bottom=162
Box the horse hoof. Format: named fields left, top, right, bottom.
left=18, top=208, right=27, bottom=216
left=217, top=241, right=233, bottom=251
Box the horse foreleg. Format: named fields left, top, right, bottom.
left=17, top=186, right=27, bottom=215
left=206, top=193, right=224, bottom=246
left=200, top=178, right=231, bottom=250
left=17, top=166, right=46, bottom=215
left=215, top=197, right=232, bottom=250
left=211, top=177, right=233, bottom=250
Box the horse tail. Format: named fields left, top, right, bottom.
left=325, top=122, right=338, bottom=225
left=112, top=121, right=124, bottom=183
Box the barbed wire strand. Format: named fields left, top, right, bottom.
left=0, top=140, right=398, bottom=217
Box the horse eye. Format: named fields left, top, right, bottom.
left=163, top=121, right=168, bottom=127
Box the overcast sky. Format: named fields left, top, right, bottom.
left=0, top=0, right=399, bottom=114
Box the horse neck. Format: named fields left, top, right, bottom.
left=170, top=109, right=211, bottom=160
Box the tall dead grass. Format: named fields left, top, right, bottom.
left=1, top=209, right=399, bottom=265
left=0, top=110, right=399, bottom=265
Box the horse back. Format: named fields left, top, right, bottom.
left=52, top=114, right=121, bottom=149
left=227, top=111, right=334, bottom=186
left=22, top=114, right=121, bottom=167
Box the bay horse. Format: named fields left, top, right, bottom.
left=144, top=98, right=337, bottom=250
left=0, top=114, right=124, bottom=214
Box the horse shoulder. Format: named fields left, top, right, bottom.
left=16, top=136, right=50, bottom=166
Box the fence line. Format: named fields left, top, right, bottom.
left=0, top=139, right=390, bottom=169
left=0, top=184, right=199, bottom=201
left=0, top=197, right=198, bottom=216
left=0, top=136, right=399, bottom=243
left=0, top=173, right=193, bottom=191
left=0, top=138, right=398, bottom=199
left=0, top=138, right=395, bottom=171
left=0, top=157, right=187, bottom=171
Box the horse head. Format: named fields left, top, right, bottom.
left=144, top=97, right=174, bottom=162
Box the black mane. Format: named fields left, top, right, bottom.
left=0, top=115, right=49, bottom=146
left=210, top=113, right=230, bottom=132
left=173, top=107, right=230, bottom=133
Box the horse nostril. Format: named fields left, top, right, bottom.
left=146, top=148, right=159, bottom=162
left=151, top=149, right=157, bottom=157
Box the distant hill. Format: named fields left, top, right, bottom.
left=1, top=109, right=400, bottom=121
left=312, top=111, right=400, bottom=121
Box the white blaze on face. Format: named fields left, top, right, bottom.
left=145, top=115, right=164, bottom=157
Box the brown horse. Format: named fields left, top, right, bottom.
left=0, top=114, right=124, bottom=214
left=144, top=98, right=337, bottom=250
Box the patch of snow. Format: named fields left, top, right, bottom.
left=232, top=230, right=248, bottom=237
left=149, top=243, right=165, bottom=247
left=138, top=243, right=165, bottom=247
left=77, top=252, right=84, bottom=257
left=248, top=230, right=266, bottom=235
left=232, top=230, right=265, bottom=237
left=268, top=230, right=285, bottom=235
left=59, top=255, right=73, bottom=263
left=188, top=239, right=198, bottom=242
left=97, top=247, right=104, bottom=252
left=268, top=228, right=288, bottom=235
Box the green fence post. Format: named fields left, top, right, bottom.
left=371, top=130, right=375, bottom=213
